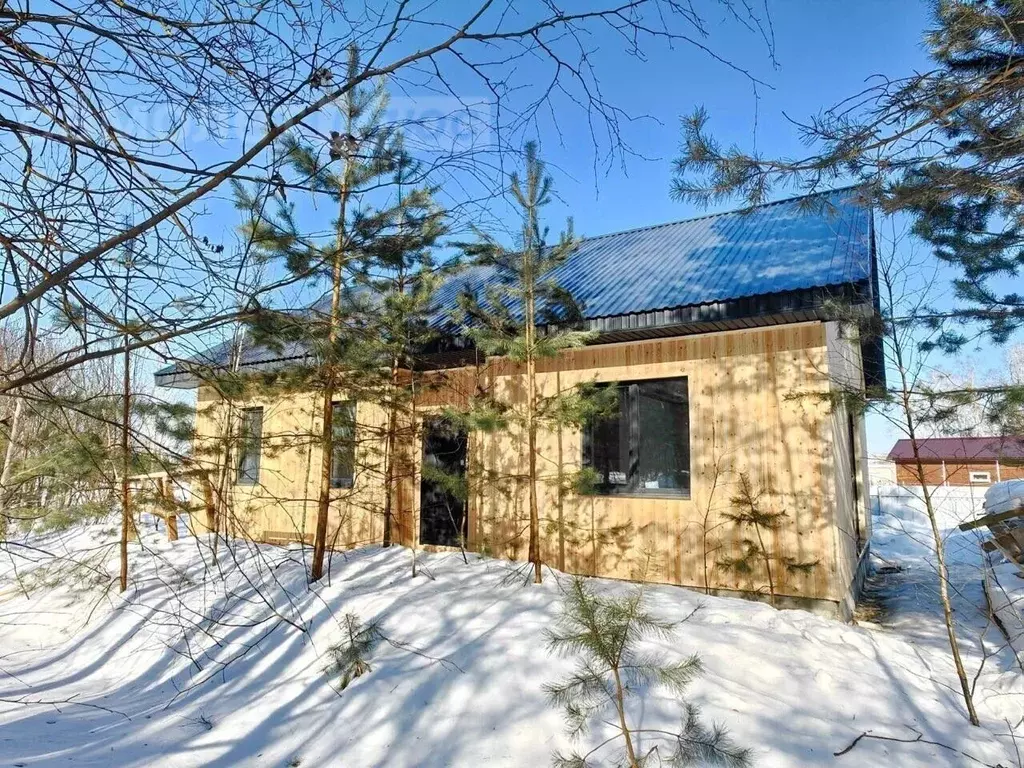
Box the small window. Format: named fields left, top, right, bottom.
left=582, top=377, right=690, bottom=497
left=969, top=470, right=991, bottom=485
left=331, top=401, right=356, bottom=488
left=236, top=407, right=263, bottom=485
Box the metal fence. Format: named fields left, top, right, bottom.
left=871, top=484, right=987, bottom=530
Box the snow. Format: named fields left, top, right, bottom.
left=983, top=481, right=1024, bottom=519
left=988, top=560, right=1024, bottom=668
left=0, top=497, right=1021, bottom=768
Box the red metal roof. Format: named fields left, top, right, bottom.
left=887, top=437, right=1024, bottom=462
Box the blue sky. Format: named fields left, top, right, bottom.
left=531, top=1, right=932, bottom=231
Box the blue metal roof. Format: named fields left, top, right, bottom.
left=156, top=188, right=873, bottom=387
left=429, top=187, right=872, bottom=325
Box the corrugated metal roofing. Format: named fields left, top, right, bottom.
left=178, top=291, right=366, bottom=373
left=155, top=187, right=873, bottom=386
left=888, top=437, right=1024, bottom=462
left=174, top=336, right=312, bottom=371
left=428, top=186, right=872, bottom=326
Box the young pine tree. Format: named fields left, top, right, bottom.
left=453, top=142, right=611, bottom=584
left=324, top=612, right=385, bottom=690
left=236, top=48, right=406, bottom=582
left=344, top=145, right=448, bottom=548
left=545, top=577, right=751, bottom=768
left=718, top=474, right=817, bottom=607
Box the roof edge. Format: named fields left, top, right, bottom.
left=575, top=184, right=867, bottom=246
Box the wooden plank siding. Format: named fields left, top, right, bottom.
left=189, top=320, right=866, bottom=608
left=191, top=387, right=392, bottom=552
left=824, top=323, right=871, bottom=609
left=895, top=460, right=1024, bottom=487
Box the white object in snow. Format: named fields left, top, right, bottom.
left=983, top=479, right=1024, bottom=518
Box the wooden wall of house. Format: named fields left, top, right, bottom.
left=895, top=459, right=1023, bottom=487
left=191, top=386, right=390, bottom=550
left=824, top=323, right=871, bottom=603
left=190, top=319, right=866, bottom=606
left=405, top=320, right=864, bottom=604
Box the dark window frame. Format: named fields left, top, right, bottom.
left=582, top=377, right=691, bottom=499
left=236, top=407, right=263, bottom=486
left=331, top=400, right=357, bottom=489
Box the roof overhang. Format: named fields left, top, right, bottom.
left=157, top=281, right=882, bottom=389
left=154, top=353, right=310, bottom=389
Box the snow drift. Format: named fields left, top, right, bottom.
left=0, top=502, right=1020, bottom=767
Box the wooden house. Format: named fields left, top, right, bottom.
left=156, top=189, right=882, bottom=620
left=888, top=437, right=1024, bottom=487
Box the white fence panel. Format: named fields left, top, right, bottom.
left=871, top=484, right=986, bottom=530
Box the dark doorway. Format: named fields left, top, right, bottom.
left=419, top=419, right=468, bottom=547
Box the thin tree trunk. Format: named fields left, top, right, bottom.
left=119, top=265, right=132, bottom=594
left=213, top=331, right=246, bottom=557
left=701, top=461, right=723, bottom=595
left=753, top=522, right=775, bottom=607
left=213, top=403, right=234, bottom=558
left=901, top=387, right=980, bottom=725
left=310, top=259, right=343, bottom=581
left=311, top=160, right=352, bottom=583
left=526, top=295, right=541, bottom=583
left=381, top=214, right=410, bottom=549
left=201, top=472, right=216, bottom=542
left=524, top=203, right=542, bottom=584
left=885, top=275, right=980, bottom=726
left=612, top=666, right=639, bottom=768
left=701, top=427, right=722, bottom=595
left=411, top=375, right=420, bottom=578
left=1, top=266, right=40, bottom=541
left=701, top=506, right=713, bottom=594
left=527, top=391, right=540, bottom=583
left=311, top=384, right=336, bottom=582
left=556, top=373, right=565, bottom=572
left=0, top=395, right=25, bottom=540
left=381, top=356, right=401, bottom=547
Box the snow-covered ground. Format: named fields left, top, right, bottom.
left=988, top=559, right=1024, bottom=668
left=0, top=495, right=1021, bottom=768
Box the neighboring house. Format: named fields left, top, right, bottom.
left=156, top=188, right=881, bottom=620
left=888, top=437, right=1024, bottom=487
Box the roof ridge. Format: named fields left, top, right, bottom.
left=576, top=184, right=866, bottom=245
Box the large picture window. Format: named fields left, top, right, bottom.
left=583, top=377, right=690, bottom=497
left=331, top=401, right=356, bottom=488
left=236, top=407, right=263, bottom=485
